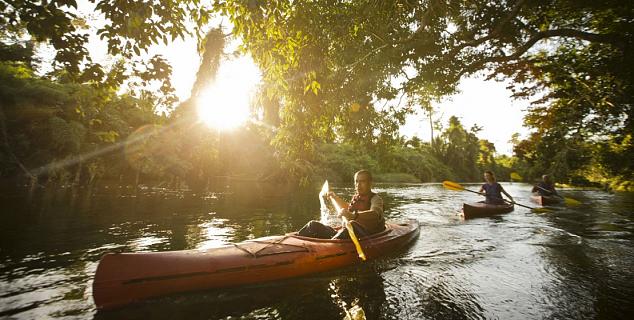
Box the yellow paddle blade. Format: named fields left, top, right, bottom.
left=510, top=172, right=523, bottom=181
left=442, top=180, right=465, bottom=191
left=563, top=197, right=581, bottom=206
left=532, top=207, right=552, bottom=213
left=343, top=217, right=366, bottom=261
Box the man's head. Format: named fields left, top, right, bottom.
left=354, top=170, right=373, bottom=195
left=542, top=175, right=551, bottom=183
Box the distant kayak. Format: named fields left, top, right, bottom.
left=93, top=219, right=420, bottom=310
left=531, top=194, right=562, bottom=206
left=462, top=202, right=514, bottom=219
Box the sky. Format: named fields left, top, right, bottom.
left=400, top=77, right=530, bottom=155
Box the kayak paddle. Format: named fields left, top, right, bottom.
left=510, top=172, right=523, bottom=181
left=534, top=185, right=581, bottom=206
left=442, top=180, right=552, bottom=213
left=321, top=181, right=367, bottom=261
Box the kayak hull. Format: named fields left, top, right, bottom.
left=462, top=202, right=514, bottom=219
left=531, top=194, right=562, bottom=206
left=93, top=220, right=420, bottom=310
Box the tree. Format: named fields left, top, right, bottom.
left=434, top=116, right=481, bottom=180
left=217, top=0, right=632, bottom=182
left=1, top=0, right=213, bottom=76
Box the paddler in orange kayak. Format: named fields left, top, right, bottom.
left=297, top=170, right=385, bottom=239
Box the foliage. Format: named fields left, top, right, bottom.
left=1, top=0, right=632, bottom=190
left=216, top=0, right=632, bottom=186
left=374, top=173, right=420, bottom=183
left=314, top=143, right=378, bottom=183
left=0, top=50, right=171, bottom=185
left=1, top=0, right=212, bottom=75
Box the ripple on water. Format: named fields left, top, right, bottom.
left=1, top=183, right=633, bottom=319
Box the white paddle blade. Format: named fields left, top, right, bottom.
left=320, top=180, right=329, bottom=197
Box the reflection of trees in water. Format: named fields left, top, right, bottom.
left=209, top=182, right=320, bottom=240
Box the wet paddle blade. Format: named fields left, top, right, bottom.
left=341, top=217, right=366, bottom=261
left=531, top=207, right=553, bottom=213
left=442, top=180, right=465, bottom=191
left=320, top=180, right=329, bottom=197
left=510, top=172, right=523, bottom=181
left=563, top=197, right=581, bottom=206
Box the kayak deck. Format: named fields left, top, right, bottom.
left=93, top=219, right=420, bottom=310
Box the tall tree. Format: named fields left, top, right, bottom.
left=218, top=0, right=632, bottom=181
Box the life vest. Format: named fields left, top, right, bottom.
left=347, top=192, right=385, bottom=234
left=348, top=192, right=375, bottom=212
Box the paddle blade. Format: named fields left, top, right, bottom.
left=563, top=197, right=581, bottom=206
left=320, top=180, right=329, bottom=197
left=343, top=217, right=366, bottom=261
left=531, top=207, right=553, bottom=213
left=442, top=181, right=465, bottom=191
left=510, top=172, right=522, bottom=181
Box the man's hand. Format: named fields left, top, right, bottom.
left=338, top=207, right=353, bottom=220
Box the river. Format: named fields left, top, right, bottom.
left=1, top=182, right=632, bottom=319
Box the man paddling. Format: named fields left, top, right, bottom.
left=297, top=170, right=385, bottom=239
left=532, top=174, right=559, bottom=197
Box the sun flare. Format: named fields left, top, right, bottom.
left=197, top=56, right=261, bottom=130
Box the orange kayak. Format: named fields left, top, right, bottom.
left=462, top=202, right=514, bottom=219
left=93, top=219, right=420, bottom=310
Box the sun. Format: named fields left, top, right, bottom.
left=196, top=56, right=261, bottom=130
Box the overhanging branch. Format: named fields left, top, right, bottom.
left=457, top=28, right=627, bottom=79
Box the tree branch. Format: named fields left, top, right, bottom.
left=447, top=0, right=527, bottom=57
left=457, top=28, right=627, bottom=80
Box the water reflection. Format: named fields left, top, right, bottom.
left=128, top=235, right=169, bottom=252
left=0, top=183, right=633, bottom=319
left=195, top=219, right=234, bottom=250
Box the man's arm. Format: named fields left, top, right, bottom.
left=327, top=192, right=350, bottom=215
left=501, top=186, right=514, bottom=201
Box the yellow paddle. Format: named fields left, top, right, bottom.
left=442, top=180, right=552, bottom=213
left=510, top=172, right=523, bottom=181
left=321, top=181, right=367, bottom=261
left=534, top=185, right=581, bottom=206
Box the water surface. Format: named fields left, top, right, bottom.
left=1, top=182, right=632, bottom=319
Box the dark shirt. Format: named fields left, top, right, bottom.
left=482, top=182, right=505, bottom=204
left=532, top=182, right=557, bottom=196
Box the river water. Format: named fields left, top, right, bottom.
left=1, top=182, right=632, bottom=319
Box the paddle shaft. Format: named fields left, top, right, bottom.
left=458, top=185, right=537, bottom=210
left=327, top=194, right=367, bottom=261
left=535, top=185, right=563, bottom=198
